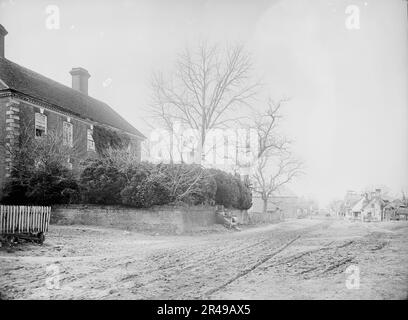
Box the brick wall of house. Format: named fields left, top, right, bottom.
left=0, top=97, right=8, bottom=198
left=0, top=98, right=142, bottom=199
left=18, top=100, right=98, bottom=168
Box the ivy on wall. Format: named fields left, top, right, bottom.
left=93, top=125, right=131, bottom=155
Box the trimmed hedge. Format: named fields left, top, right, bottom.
left=2, top=162, right=79, bottom=205
left=121, top=170, right=171, bottom=208
left=2, top=150, right=252, bottom=210
left=79, top=160, right=251, bottom=210
left=79, top=158, right=126, bottom=205
left=209, top=169, right=252, bottom=210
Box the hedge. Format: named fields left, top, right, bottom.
left=2, top=154, right=252, bottom=210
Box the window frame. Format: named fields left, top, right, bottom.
left=35, top=112, right=47, bottom=137
left=63, top=121, right=74, bottom=147
left=87, top=128, right=95, bottom=151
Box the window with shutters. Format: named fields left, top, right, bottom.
left=87, top=129, right=95, bottom=151
left=35, top=113, right=47, bottom=137
left=63, top=121, right=73, bottom=147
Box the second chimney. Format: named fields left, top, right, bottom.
left=0, top=24, right=8, bottom=58
left=69, top=67, right=91, bottom=95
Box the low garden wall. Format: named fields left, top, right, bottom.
left=223, top=209, right=282, bottom=225
left=51, top=205, right=216, bottom=235
left=226, top=209, right=250, bottom=224
left=247, top=211, right=283, bottom=224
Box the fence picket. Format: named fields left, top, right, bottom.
left=23, top=206, right=26, bottom=232
left=0, top=206, right=3, bottom=233
left=11, top=206, right=15, bottom=233
left=40, top=207, right=44, bottom=232
left=0, top=205, right=51, bottom=236
left=8, top=206, right=11, bottom=233
left=18, top=206, right=20, bottom=233
left=27, top=206, right=33, bottom=232
left=47, top=207, right=51, bottom=232
left=25, top=207, right=28, bottom=232
left=35, top=207, right=38, bottom=233
left=10, top=206, right=13, bottom=233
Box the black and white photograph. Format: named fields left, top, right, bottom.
left=0, top=0, right=407, bottom=304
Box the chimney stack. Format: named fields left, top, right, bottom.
left=0, top=24, right=8, bottom=58
left=375, top=188, right=381, bottom=198
left=69, top=67, right=90, bottom=95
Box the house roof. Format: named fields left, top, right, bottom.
left=351, top=197, right=367, bottom=212
left=396, top=207, right=408, bottom=215
left=352, top=195, right=386, bottom=212
left=365, top=197, right=385, bottom=209
left=0, top=57, right=145, bottom=138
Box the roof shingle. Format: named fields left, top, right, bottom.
left=0, top=57, right=144, bottom=138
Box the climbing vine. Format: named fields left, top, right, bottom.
left=93, top=125, right=131, bottom=155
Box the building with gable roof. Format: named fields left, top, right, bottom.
left=0, top=25, right=145, bottom=196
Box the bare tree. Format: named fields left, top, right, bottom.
left=250, top=98, right=303, bottom=214
left=150, top=41, right=258, bottom=163
left=159, top=164, right=210, bottom=203
left=5, top=123, right=74, bottom=175
left=402, top=189, right=408, bottom=207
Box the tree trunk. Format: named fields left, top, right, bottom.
left=262, top=197, right=268, bottom=214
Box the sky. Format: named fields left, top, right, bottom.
left=0, top=0, right=407, bottom=206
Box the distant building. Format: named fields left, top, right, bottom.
left=250, top=186, right=316, bottom=218
left=383, top=199, right=408, bottom=221
left=349, top=189, right=387, bottom=221
left=340, top=190, right=361, bottom=218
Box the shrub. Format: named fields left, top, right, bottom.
left=79, top=158, right=126, bottom=205
left=156, top=163, right=216, bottom=205
left=236, top=178, right=252, bottom=210
left=92, top=126, right=131, bottom=156
left=192, top=169, right=217, bottom=205
left=208, top=169, right=252, bottom=210
left=121, top=170, right=170, bottom=208
left=210, top=169, right=240, bottom=208
left=2, top=162, right=79, bottom=205
left=1, top=130, right=79, bottom=205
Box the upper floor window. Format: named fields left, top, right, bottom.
left=67, top=157, right=73, bottom=170
left=63, top=121, right=73, bottom=147
left=35, top=113, right=47, bottom=137
left=87, top=129, right=95, bottom=151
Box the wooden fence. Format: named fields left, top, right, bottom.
left=0, top=205, right=51, bottom=234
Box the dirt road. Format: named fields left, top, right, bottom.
left=1, top=218, right=407, bottom=299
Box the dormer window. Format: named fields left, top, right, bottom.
left=35, top=112, right=47, bottom=137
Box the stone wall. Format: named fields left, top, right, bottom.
left=223, top=209, right=282, bottom=225
left=226, top=209, right=250, bottom=224
left=248, top=210, right=283, bottom=224
left=51, top=205, right=216, bottom=234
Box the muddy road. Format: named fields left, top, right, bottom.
left=1, top=218, right=407, bottom=299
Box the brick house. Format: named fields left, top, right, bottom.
left=0, top=25, right=145, bottom=196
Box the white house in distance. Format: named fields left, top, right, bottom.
left=349, top=189, right=385, bottom=221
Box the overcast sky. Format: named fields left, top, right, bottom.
left=1, top=0, right=407, bottom=206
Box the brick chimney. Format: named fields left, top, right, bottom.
left=0, top=24, right=8, bottom=58
left=375, top=188, right=381, bottom=198
left=69, top=67, right=91, bottom=95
